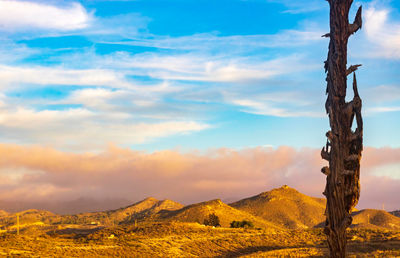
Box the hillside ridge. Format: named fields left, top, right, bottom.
left=230, top=185, right=326, bottom=229
left=0, top=187, right=397, bottom=231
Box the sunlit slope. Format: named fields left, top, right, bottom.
left=107, top=197, right=183, bottom=222
left=230, top=185, right=326, bottom=229
left=153, top=199, right=282, bottom=230
left=62, top=197, right=184, bottom=224
left=351, top=209, right=400, bottom=230
left=0, top=209, right=56, bottom=228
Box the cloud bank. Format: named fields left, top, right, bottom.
left=0, top=1, right=91, bottom=31
left=0, top=144, right=398, bottom=213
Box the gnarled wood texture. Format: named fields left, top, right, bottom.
left=322, top=0, right=363, bottom=257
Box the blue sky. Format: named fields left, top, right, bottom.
left=0, top=0, right=400, bottom=212
left=0, top=0, right=400, bottom=152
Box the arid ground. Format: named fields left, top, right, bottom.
left=0, top=223, right=400, bottom=257
left=0, top=186, right=399, bottom=257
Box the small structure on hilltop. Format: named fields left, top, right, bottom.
left=321, top=0, right=364, bottom=257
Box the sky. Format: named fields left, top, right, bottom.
left=0, top=0, right=399, bottom=213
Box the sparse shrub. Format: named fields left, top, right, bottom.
left=203, top=213, right=220, bottom=227
left=230, top=220, right=254, bottom=228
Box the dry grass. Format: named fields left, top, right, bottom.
left=351, top=209, right=400, bottom=230
left=153, top=199, right=281, bottom=230
left=0, top=222, right=398, bottom=257
left=231, top=185, right=326, bottom=229
left=0, top=187, right=399, bottom=256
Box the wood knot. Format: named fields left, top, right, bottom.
left=321, top=166, right=330, bottom=176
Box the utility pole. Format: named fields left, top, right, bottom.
left=17, top=213, right=20, bottom=235
left=321, top=1, right=363, bottom=257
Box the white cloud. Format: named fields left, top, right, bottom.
left=0, top=85, right=210, bottom=151
left=85, top=13, right=150, bottom=38
left=0, top=3, right=332, bottom=153
left=361, top=5, right=400, bottom=59
left=229, top=97, right=324, bottom=118
left=58, top=87, right=183, bottom=119
left=372, top=163, right=400, bottom=180
left=0, top=105, right=210, bottom=151
left=101, top=29, right=324, bottom=51
left=367, top=106, right=400, bottom=113
left=0, top=51, right=319, bottom=90
left=364, top=85, right=400, bottom=103
left=83, top=52, right=320, bottom=83
left=0, top=39, right=39, bottom=62
left=361, top=85, right=400, bottom=115
left=0, top=1, right=92, bottom=31
left=0, top=65, right=133, bottom=89
left=147, top=61, right=279, bottom=82
left=0, top=107, right=93, bottom=128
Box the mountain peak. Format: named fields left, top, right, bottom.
left=271, top=185, right=298, bottom=193
left=142, top=197, right=158, bottom=202
left=231, top=187, right=325, bottom=229
left=204, top=199, right=224, bottom=206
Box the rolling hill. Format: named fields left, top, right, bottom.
left=351, top=209, right=400, bottom=230
left=0, top=209, right=57, bottom=227
left=60, top=197, right=184, bottom=225
left=230, top=185, right=326, bottom=229
left=153, top=199, right=282, bottom=230
left=2, top=187, right=398, bottom=233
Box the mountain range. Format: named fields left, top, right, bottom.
left=0, top=185, right=399, bottom=231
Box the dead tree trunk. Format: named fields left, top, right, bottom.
left=322, top=1, right=363, bottom=257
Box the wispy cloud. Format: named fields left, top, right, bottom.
left=364, top=85, right=400, bottom=103
left=64, top=50, right=321, bottom=83
left=0, top=0, right=397, bottom=154
left=367, top=106, right=400, bottom=113
left=0, top=39, right=39, bottom=63
left=102, top=29, right=325, bottom=51
left=362, top=85, right=400, bottom=114
left=0, top=1, right=92, bottom=31
left=0, top=45, right=321, bottom=86
left=0, top=65, right=133, bottom=89
left=358, top=3, right=400, bottom=59
left=0, top=99, right=210, bottom=151
left=228, top=96, right=324, bottom=117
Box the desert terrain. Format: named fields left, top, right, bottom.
left=0, top=186, right=399, bottom=257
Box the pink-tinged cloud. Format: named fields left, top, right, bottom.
left=0, top=143, right=398, bottom=214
